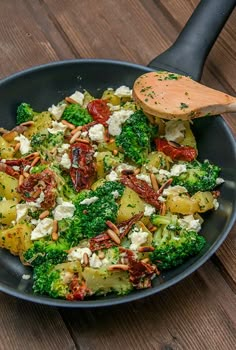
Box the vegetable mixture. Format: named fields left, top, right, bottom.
left=0, top=85, right=223, bottom=300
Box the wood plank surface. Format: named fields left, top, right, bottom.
left=0, top=294, right=76, bottom=350
left=0, top=1, right=235, bottom=350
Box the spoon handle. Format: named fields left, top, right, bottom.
left=148, top=0, right=236, bottom=81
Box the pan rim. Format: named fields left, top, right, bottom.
left=0, top=58, right=235, bottom=308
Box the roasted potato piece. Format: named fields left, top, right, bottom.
left=102, top=89, right=120, bottom=105
left=0, top=199, right=17, bottom=225
left=192, top=191, right=215, bottom=212
left=166, top=195, right=200, bottom=215
left=83, top=267, right=132, bottom=295
left=24, top=111, right=52, bottom=138
left=117, top=187, right=145, bottom=223
left=141, top=151, right=172, bottom=173
left=0, top=223, right=32, bottom=256
left=180, top=121, right=197, bottom=148
left=0, top=172, right=21, bottom=200
left=0, top=136, right=15, bottom=158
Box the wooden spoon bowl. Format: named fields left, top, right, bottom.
left=133, top=71, right=236, bottom=121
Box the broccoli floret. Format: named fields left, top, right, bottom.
left=52, top=165, right=77, bottom=202
left=23, top=238, right=70, bottom=267
left=16, top=103, right=37, bottom=125
left=62, top=104, right=93, bottom=126
left=172, top=160, right=221, bottom=195
left=64, top=182, right=125, bottom=245
left=116, top=110, right=157, bottom=165
left=150, top=214, right=206, bottom=270
left=33, top=262, right=70, bottom=298
left=103, top=246, right=120, bottom=265
left=31, top=132, right=64, bottom=153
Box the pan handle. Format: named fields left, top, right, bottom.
left=148, top=0, right=236, bottom=81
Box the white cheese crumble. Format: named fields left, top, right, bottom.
left=112, top=190, right=120, bottom=199
left=144, top=204, right=156, bottom=216
left=12, top=166, right=20, bottom=171
left=69, top=91, right=84, bottom=105
left=213, top=198, right=219, bottom=210
left=157, top=169, right=171, bottom=182
left=53, top=200, right=75, bottom=221
left=35, top=191, right=45, bottom=206
left=48, top=103, right=67, bottom=120
left=31, top=218, right=54, bottom=240
left=22, top=274, right=31, bottom=280
left=58, top=143, right=70, bottom=154
left=90, top=253, right=103, bottom=268
left=106, top=170, right=119, bottom=182
left=107, top=103, right=120, bottom=112
left=14, top=134, right=32, bottom=155
left=170, top=164, right=187, bottom=176
left=164, top=120, right=186, bottom=143
left=163, top=185, right=188, bottom=197
left=107, top=109, right=133, bottom=136
left=80, top=196, right=99, bottom=205
left=178, top=215, right=201, bottom=232
left=47, top=121, right=67, bottom=134
left=216, top=177, right=224, bottom=185
left=116, top=163, right=136, bottom=174
left=88, top=123, right=105, bottom=142
left=67, top=247, right=92, bottom=263
left=114, top=85, right=132, bottom=97
left=129, top=226, right=149, bottom=251
left=60, top=153, right=71, bottom=169
left=136, top=174, right=152, bottom=185
left=80, top=131, right=88, bottom=138
left=16, top=202, right=39, bottom=223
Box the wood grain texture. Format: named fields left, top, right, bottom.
left=0, top=294, right=76, bottom=350
left=0, top=1, right=235, bottom=349
left=61, top=261, right=236, bottom=350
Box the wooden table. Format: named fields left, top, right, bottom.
left=0, top=1, right=235, bottom=349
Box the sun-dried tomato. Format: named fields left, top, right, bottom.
left=155, top=138, right=197, bottom=162
left=17, top=169, right=57, bottom=209
left=120, top=248, right=158, bottom=289
left=120, top=174, right=161, bottom=209
left=70, top=141, right=96, bottom=191
left=87, top=99, right=111, bottom=125
left=66, top=276, right=91, bottom=301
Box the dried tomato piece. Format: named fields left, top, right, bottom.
left=87, top=99, right=111, bottom=125
left=120, top=174, right=161, bottom=209
left=66, top=276, right=91, bottom=301
left=17, top=169, right=57, bottom=209
left=70, top=141, right=96, bottom=192
left=120, top=248, right=158, bottom=289
left=155, top=138, right=197, bottom=162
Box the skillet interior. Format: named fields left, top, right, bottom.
left=0, top=59, right=235, bottom=307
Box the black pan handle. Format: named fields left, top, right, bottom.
left=148, top=0, right=236, bottom=81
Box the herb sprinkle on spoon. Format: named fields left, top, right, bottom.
left=132, top=71, right=236, bottom=121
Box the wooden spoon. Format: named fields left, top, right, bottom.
left=132, top=71, right=236, bottom=121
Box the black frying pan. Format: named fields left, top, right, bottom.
left=0, top=0, right=235, bottom=308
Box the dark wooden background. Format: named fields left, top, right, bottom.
left=0, top=1, right=235, bottom=349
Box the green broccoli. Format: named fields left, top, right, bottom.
left=31, top=132, right=64, bottom=153
left=33, top=262, right=70, bottom=298
left=16, top=102, right=37, bottom=125
left=23, top=237, right=70, bottom=267
left=62, top=182, right=125, bottom=245
left=150, top=214, right=206, bottom=270
left=172, top=160, right=221, bottom=195
left=62, top=104, right=93, bottom=126
left=115, top=110, right=157, bottom=165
